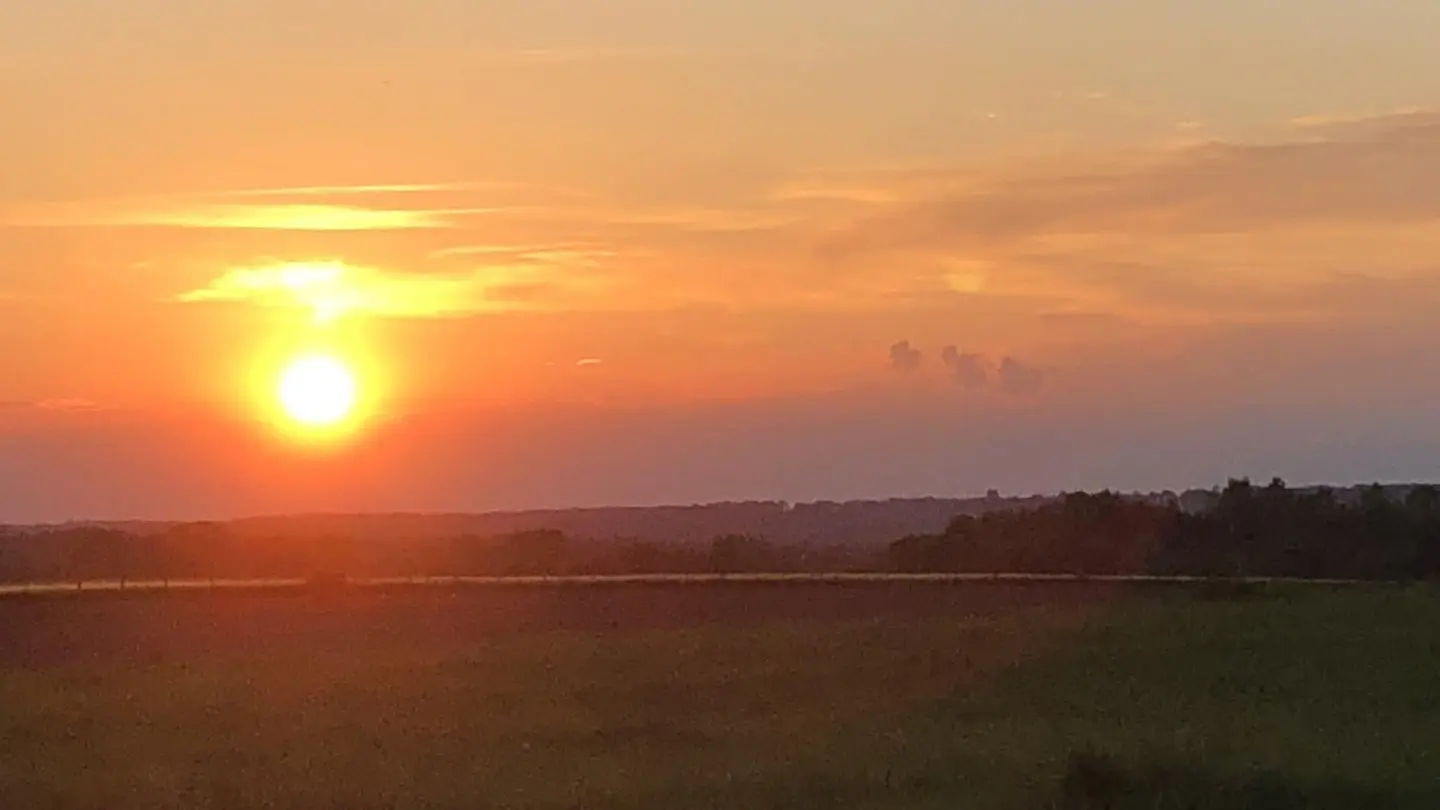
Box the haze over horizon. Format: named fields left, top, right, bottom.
left=4, top=0, right=1440, bottom=523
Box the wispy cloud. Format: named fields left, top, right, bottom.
left=18, top=108, right=1440, bottom=329
left=173, top=257, right=622, bottom=320
left=35, top=398, right=105, bottom=413
left=427, top=243, right=620, bottom=270
left=137, top=204, right=506, bottom=231
left=0, top=399, right=111, bottom=429
left=464, top=45, right=764, bottom=66
left=0, top=177, right=577, bottom=232
left=795, top=109, right=1440, bottom=323
left=190, top=180, right=596, bottom=204
left=822, top=108, right=1440, bottom=258
left=176, top=262, right=509, bottom=319
left=1289, top=106, right=1435, bottom=133
left=768, top=185, right=906, bottom=205
left=3, top=202, right=519, bottom=231
left=603, top=206, right=805, bottom=233
left=202, top=182, right=483, bottom=199
left=505, top=47, right=709, bottom=63
left=428, top=242, right=598, bottom=260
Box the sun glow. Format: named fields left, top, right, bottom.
left=277, top=354, right=357, bottom=428
left=182, top=259, right=533, bottom=323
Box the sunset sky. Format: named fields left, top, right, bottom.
left=3, top=0, right=1440, bottom=521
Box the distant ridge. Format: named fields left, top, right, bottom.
left=10, top=483, right=1430, bottom=547
left=19, top=496, right=1039, bottom=546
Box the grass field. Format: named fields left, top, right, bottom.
left=2, top=582, right=1438, bottom=809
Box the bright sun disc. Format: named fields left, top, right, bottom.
left=277, top=355, right=357, bottom=427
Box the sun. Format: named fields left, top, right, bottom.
left=277, top=354, right=357, bottom=427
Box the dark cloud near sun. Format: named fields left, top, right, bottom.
left=940, top=346, right=988, bottom=390
left=894, top=343, right=1045, bottom=398
left=889, top=340, right=922, bottom=372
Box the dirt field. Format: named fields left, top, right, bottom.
left=0, top=580, right=1115, bottom=669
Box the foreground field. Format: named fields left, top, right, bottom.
left=2, top=583, right=1438, bottom=808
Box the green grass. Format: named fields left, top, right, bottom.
left=3, top=586, right=1439, bottom=808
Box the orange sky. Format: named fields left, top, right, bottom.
left=3, top=1, right=1440, bottom=520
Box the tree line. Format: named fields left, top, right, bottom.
left=3, top=478, right=1439, bottom=585
left=890, top=479, right=1440, bottom=581
left=0, top=525, right=874, bottom=585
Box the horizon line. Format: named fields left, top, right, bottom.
left=6, top=477, right=1433, bottom=528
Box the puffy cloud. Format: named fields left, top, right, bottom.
left=940, top=346, right=988, bottom=390
left=889, top=340, right=922, bottom=372
left=899, top=343, right=1045, bottom=398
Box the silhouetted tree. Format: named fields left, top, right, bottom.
left=494, top=529, right=571, bottom=575
left=887, top=480, right=1440, bottom=581
left=708, top=534, right=776, bottom=573
left=161, top=522, right=232, bottom=585
left=44, top=526, right=135, bottom=586
left=1406, top=485, right=1440, bottom=518
left=9, top=480, right=1440, bottom=584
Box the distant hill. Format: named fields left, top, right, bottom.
left=8, top=483, right=1429, bottom=547
left=16, top=495, right=1050, bottom=547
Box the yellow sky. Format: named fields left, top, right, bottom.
left=2, top=0, right=1440, bottom=518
